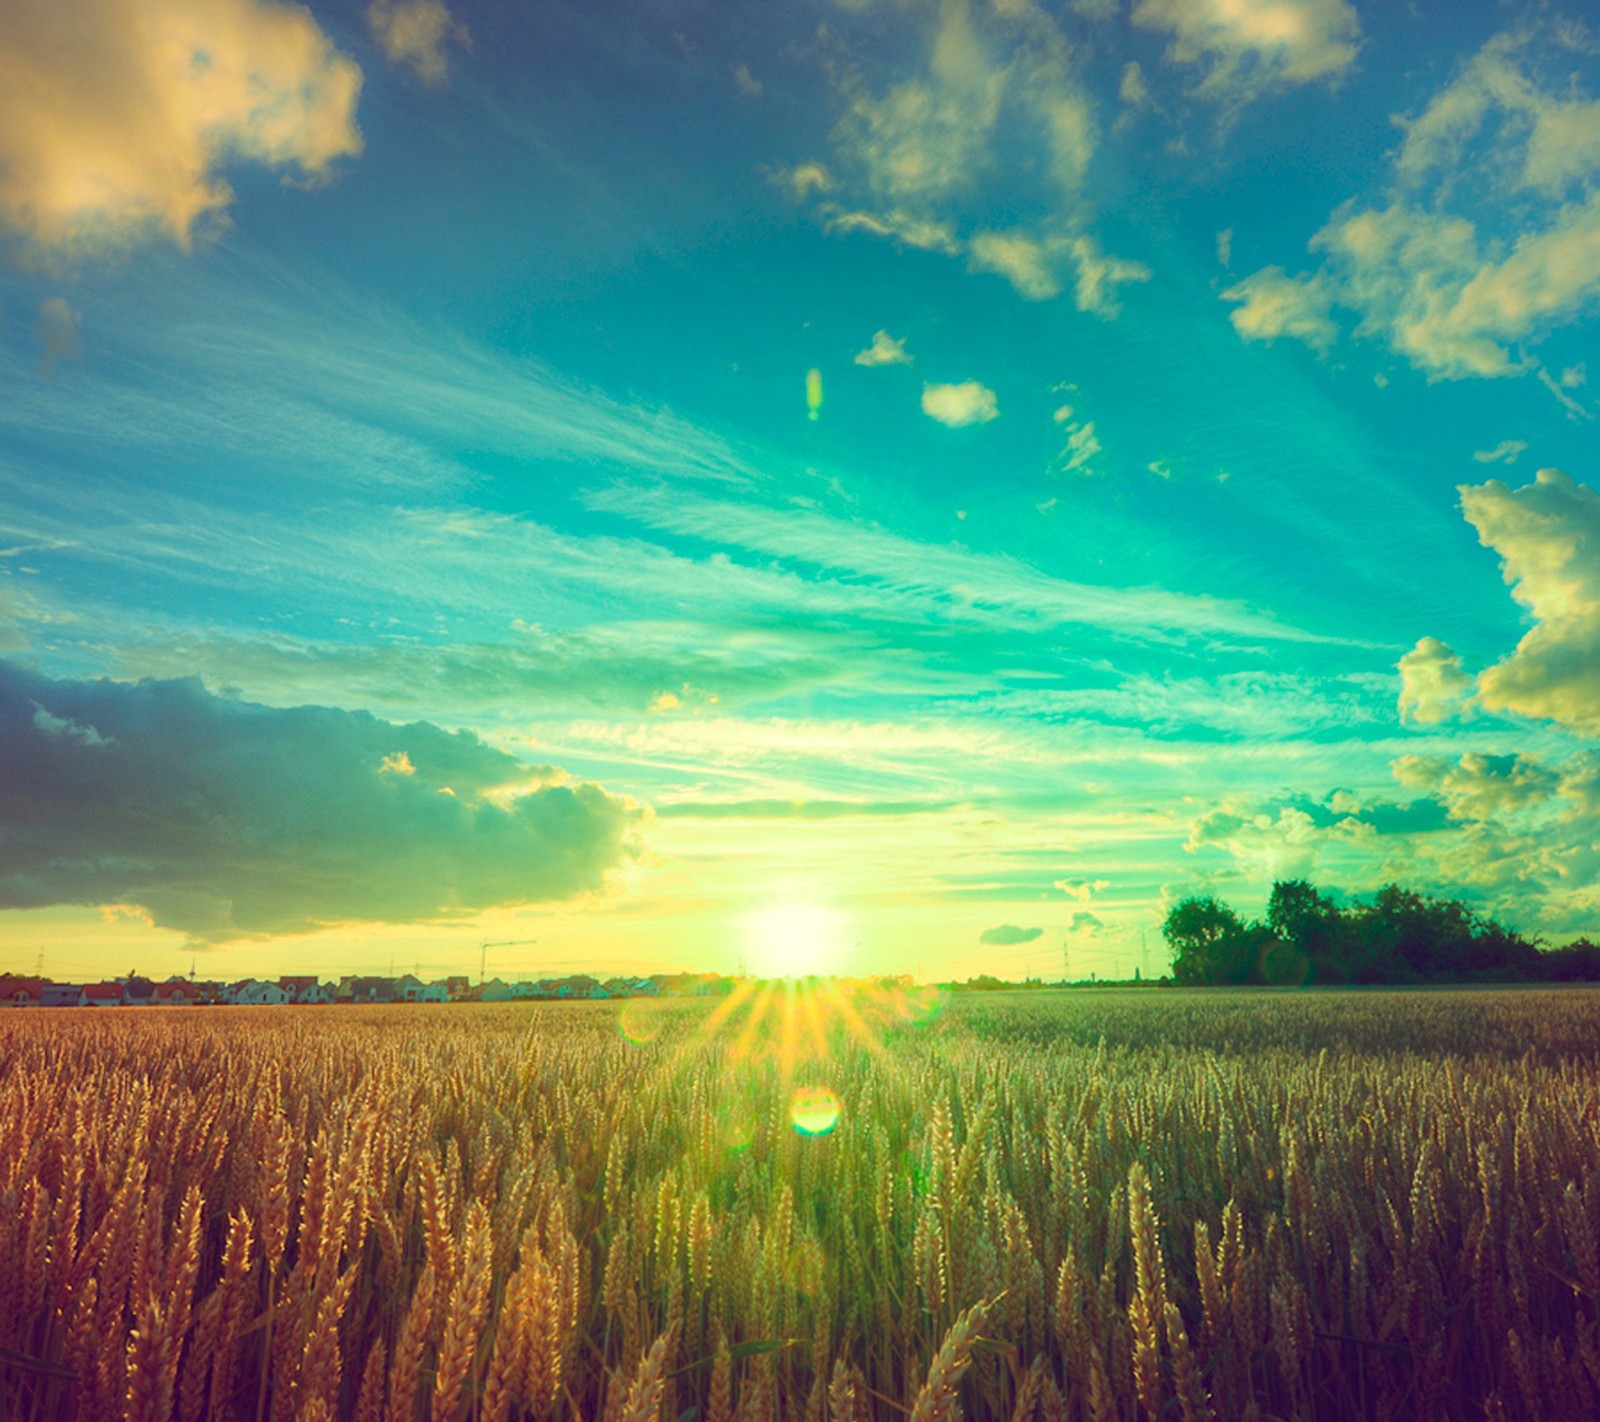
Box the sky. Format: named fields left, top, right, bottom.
left=4, top=0, right=1600, bottom=984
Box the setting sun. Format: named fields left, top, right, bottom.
left=743, top=901, right=849, bottom=979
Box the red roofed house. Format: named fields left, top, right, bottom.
left=153, top=980, right=202, bottom=1005
left=1, top=976, right=45, bottom=1007
left=83, top=983, right=125, bottom=1007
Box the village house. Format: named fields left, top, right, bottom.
left=152, top=979, right=202, bottom=1005
left=0, top=976, right=45, bottom=1007
left=84, top=983, right=125, bottom=1007
left=230, top=980, right=291, bottom=1006
left=342, top=976, right=398, bottom=1003
left=42, top=983, right=86, bottom=1008
left=276, top=976, right=334, bottom=1004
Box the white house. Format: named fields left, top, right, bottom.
left=234, top=981, right=291, bottom=1005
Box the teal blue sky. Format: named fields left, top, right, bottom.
left=4, top=0, right=1600, bottom=981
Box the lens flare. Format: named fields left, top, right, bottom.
left=805, top=367, right=823, bottom=421
left=619, top=1000, right=665, bottom=1044
left=790, top=1085, right=841, bottom=1136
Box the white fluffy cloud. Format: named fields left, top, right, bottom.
left=1393, top=751, right=1557, bottom=822
left=968, top=231, right=1063, bottom=301
left=922, top=380, right=999, bottom=427
left=1221, top=267, right=1336, bottom=350
left=0, top=0, right=363, bottom=259
left=367, top=0, right=468, bottom=86
left=790, top=0, right=1146, bottom=317
left=854, top=330, right=913, bottom=367
left=1397, top=636, right=1473, bottom=725
left=833, top=0, right=1004, bottom=213
left=1459, top=468, right=1600, bottom=733
left=1222, top=31, right=1600, bottom=384
left=1132, top=0, right=1360, bottom=104
left=1185, top=800, right=1323, bottom=879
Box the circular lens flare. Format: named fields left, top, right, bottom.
left=790, top=1085, right=841, bottom=1136
left=619, top=1000, right=665, bottom=1044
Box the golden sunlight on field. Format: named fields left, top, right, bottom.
left=1, top=988, right=1599, bottom=1421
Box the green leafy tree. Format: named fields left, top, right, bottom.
left=1164, top=897, right=1254, bottom=985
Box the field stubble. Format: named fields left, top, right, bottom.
left=0, top=987, right=1597, bottom=1421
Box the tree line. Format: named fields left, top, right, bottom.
left=1162, top=879, right=1600, bottom=986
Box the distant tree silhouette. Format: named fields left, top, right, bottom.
left=1163, top=880, right=1595, bottom=985
left=1164, top=897, right=1252, bottom=985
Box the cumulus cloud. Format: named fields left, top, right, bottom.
left=854, top=330, right=913, bottom=367
left=922, top=380, right=999, bottom=427
left=1056, top=877, right=1110, bottom=902
left=833, top=0, right=1004, bottom=213
left=1221, top=267, right=1337, bottom=350
left=32, top=703, right=111, bottom=748
left=0, top=662, right=640, bottom=941
left=34, top=297, right=82, bottom=376
left=1132, top=0, right=1360, bottom=104
left=0, top=0, right=363, bottom=260
left=968, top=231, right=1062, bottom=300
left=1068, top=910, right=1104, bottom=934
left=788, top=0, right=1146, bottom=317
left=366, top=0, right=468, bottom=86
left=1473, top=439, right=1527, bottom=465
left=979, top=923, right=1042, bottom=945
left=1186, top=800, right=1324, bottom=879
left=1397, top=636, right=1473, bottom=725
left=1393, top=751, right=1557, bottom=822
left=1222, top=31, right=1600, bottom=382
left=1460, top=468, right=1600, bottom=733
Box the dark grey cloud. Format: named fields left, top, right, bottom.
left=979, top=923, right=1043, bottom=946
left=0, top=662, right=641, bottom=941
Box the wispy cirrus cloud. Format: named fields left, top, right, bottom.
left=583, top=483, right=1339, bottom=646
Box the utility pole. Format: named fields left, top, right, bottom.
left=479, top=939, right=538, bottom=985
left=1062, top=941, right=1070, bottom=984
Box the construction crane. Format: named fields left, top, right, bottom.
left=479, top=938, right=538, bottom=986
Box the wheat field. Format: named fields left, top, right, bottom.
left=1, top=986, right=1597, bottom=1421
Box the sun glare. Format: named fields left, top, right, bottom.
left=743, top=901, right=848, bottom=979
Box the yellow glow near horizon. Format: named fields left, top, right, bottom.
left=744, top=901, right=847, bottom=979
